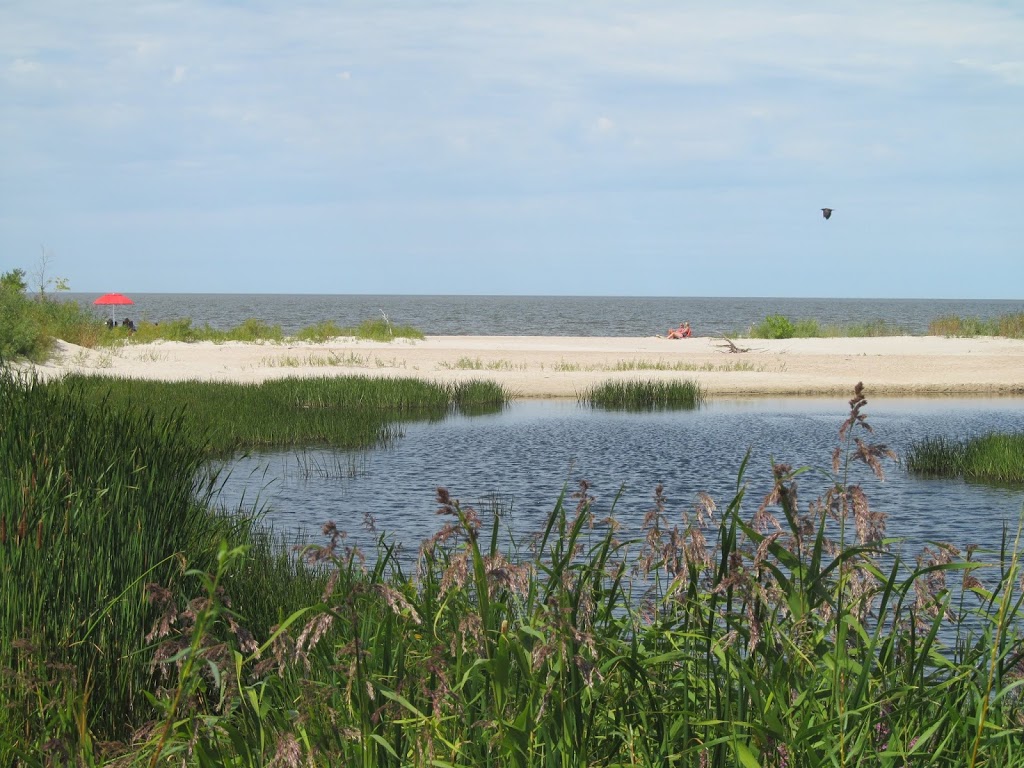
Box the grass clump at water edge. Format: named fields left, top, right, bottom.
left=906, top=431, right=1024, bottom=484
left=580, top=378, right=705, bottom=410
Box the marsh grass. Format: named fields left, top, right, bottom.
left=50, top=375, right=509, bottom=455
left=749, top=315, right=910, bottom=339
left=118, top=316, right=425, bottom=347
left=0, top=367, right=254, bottom=750
left=290, top=448, right=369, bottom=480
left=9, top=381, right=1024, bottom=765
left=929, top=313, right=1024, bottom=339
left=906, top=432, right=1024, bottom=484
left=580, top=378, right=705, bottom=410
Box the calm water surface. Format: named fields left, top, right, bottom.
left=219, top=397, right=1024, bottom=561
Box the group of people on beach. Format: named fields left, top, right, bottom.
left=666, top=321, right=692, bottom=339
left=106, top=317, right=136, bottom=332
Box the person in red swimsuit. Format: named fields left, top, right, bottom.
left=667, top=322, right=692, bottom=339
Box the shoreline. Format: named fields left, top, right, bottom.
left=24, top=334, right=1024, bottom=398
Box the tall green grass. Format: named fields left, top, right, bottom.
left=52, top=375, right=509, bottom=455
left=906, top=432, right=1024, bottom=484
left=7, top=374, right=1024, bottom=765
left=0, top=368, right=250, bottom=750
left=580, top=378, right=705, bottom=410
left=126, top=316, right=425, bottom=345
left=748, top=314, right=909, bottom=339
left=929, top=313, right=1024, bottom=338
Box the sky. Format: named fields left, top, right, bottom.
left=1, top=1, right=1022, bottom=298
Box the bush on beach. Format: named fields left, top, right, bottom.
left=929, top=313, right=1024, bottom=338
left=1, top=270, right=101, bottom=360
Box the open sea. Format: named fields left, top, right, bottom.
left=64, top=293, right=1024, bottom=337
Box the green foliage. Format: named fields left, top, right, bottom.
left=751, top=313, right=797, bottom=339
left=55, top=375, right=509, bottom=455
left=0, top=276, right=102, bottom=361
left=0, top=269, right=428, bottom=359
left=130, top=317, right=202, bottom=343
left=1, top=268, right=27, bottom=293
left=0, top=280, right=47, bottom=360
left=841, top=318, right=908, bottom=337
left=930, top=313, right=1024, bottom=339
left=355, top=317, right=425, bottom=341
left=580, top=378, right=705, bottom=410
left=748, top=316, right=912, bottom=339
left=294, top=320, right=347, bottom=342
left=907, top=431, right=1024, bottom=483
left=0, top=368, right=242, bottom=751
left=6, top=380, right=1024, bottom=764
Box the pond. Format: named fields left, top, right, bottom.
left=217, top=396, right=1024, bottom=563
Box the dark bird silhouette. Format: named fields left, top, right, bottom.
left=821, top=207, right=833, bottom=220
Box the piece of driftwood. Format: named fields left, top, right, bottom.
left=716, top=336, right=751, bottom=353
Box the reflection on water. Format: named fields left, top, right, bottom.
left=217, top=397, right=1024, bottom=562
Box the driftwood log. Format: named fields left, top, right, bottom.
left=716, top=336, right=752, bottom=353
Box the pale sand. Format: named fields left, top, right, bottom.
left=23, top=335, right=1024, bottom=398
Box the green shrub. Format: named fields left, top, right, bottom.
left=355, top=317, right=425, bottom=341
left=751, top=314, right=796, bottom=339
left=0, top=285, right=48, bottom=360
left=295, top=320, right=347, bottom=343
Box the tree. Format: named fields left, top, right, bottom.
left=31, top=246, right=70, bottom=299
left=0, top=268, right=27, bottom=294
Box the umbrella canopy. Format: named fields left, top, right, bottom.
left=94, top=292, right=134, bottom=323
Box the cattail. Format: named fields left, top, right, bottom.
left=36, top=520, right=42, bottom=550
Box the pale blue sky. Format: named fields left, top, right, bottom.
left=2, top=1, right=1022, bottom=297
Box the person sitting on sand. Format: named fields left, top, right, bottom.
left=667, top=322, right=692, bottom=339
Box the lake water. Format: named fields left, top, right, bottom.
left=63, top=293, right=1024, bottom=337
left=217, top=396, right=1024, bottom=564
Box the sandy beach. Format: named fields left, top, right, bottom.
left=24, top=335, right=1024, bottom=398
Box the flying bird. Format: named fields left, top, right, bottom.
left=821, top=208, right=833, bottom=220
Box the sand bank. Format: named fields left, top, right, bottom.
left=24, top=335, right=1024, bottom=398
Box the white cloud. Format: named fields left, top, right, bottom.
left=591, top=116, right=616, bottom=137
left=10, top=58, right=39, bottom=74
left=955, top=58, right=1024, bottom=85
left=171, top=64, right=186, bottom=84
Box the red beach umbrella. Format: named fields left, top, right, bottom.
left=94, top=292, right=134, bottom=323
